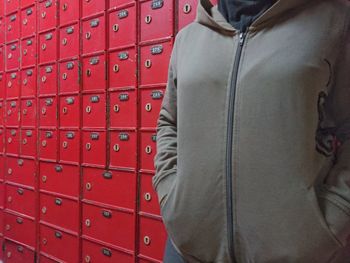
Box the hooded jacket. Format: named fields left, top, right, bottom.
left=153, top=0, right=350, bottom=262
left=218, top=0, right=277, bottom=32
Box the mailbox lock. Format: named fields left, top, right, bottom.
left=7, top=81, right=12, bottom=87
left=42, top=43, right=47, bottom=50
left=143, top=236, right=151, bottom=245
left=145, top=59, right=152, bottom=68
left=85, top=106, right=92, bottom=113
left=144, top=193, right=152, bottom=201
left=86, top=143, right=91, bottom=151
left=145, top=15, right=152, bottom=24
left=62, top=38, right=68, bottom=46
left=113, top=144, right=120, bottom=152
left=41, top=76, right=47, bottom=83
left=62, top=72, right=68, bottom=80
left=8, top=137, right=12, bottom=143
left=62, top=141, right=68, bottom=149
left=183, top=3, right=192, bottom=14
left=42, top=238, right=47, bottom=245
left=113, top=24, right=119, bottom=32
left=7, top=252, right=11, bottom=258
left=7, top=168, right=12, bottom=175
left=22, top=138, right=27, bottom=145
left=42, top=140, right=47, bottom=147
left=41, top=11, right=46, bottom=18
left=63, top=3, right=68, bottom=10
left=23, top=49, right=27, bottom=55
left=113, top=64, right=119, bottom=72
left=145, top=145, right=152, bottom=154
left=42, top=206, right=47, bottom=214
left=5, top=224, right=10, bottom=231
left=42, top=175, right=47, bottom=182
left=23, top=108, right=28, bottom=115
left=86, top=69, right=92, bottom=77
left=145, top=103, right=152, bottom=112
left=8, top=25, right=12, bottom=31
left=62, top=107, right=68, bottom=114
left=7, top=196, right=12, bottom=203
left=85, top=32, right=92, bottom=40
left=23, top=78, right=28, bottom=85
left=113, top=104, right=119, bottom=112
left=85, top=182, right=92, bottom=191
left=23, top=18, right=28, bottom=25
left=85, top=256, right=91, bottom=263
left=85, top=219, right=91, bottom=227
left=8, top=53, right=12, bottom=59
left=41, top=107, right=47, bottom=115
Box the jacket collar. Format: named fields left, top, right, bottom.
left=195, top=0, right=318, bottom=34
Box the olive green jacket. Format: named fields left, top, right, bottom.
left=153, top=0, right=350, bottom=262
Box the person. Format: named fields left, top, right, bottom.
left=153, top=0, right=350, bottom=262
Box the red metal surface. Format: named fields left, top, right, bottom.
left=4, top=212, right=36, bottom=248
left=83, top=167, right=136, bottom=209
left=20, top=68, right=36, bottom=98
left=39, top=163, right=79, bottom=198
left=6, top=42, right=19, bottom=71
left=109, top=47, right=137, bottom=89
left=21, top=98, right=36, bottom=127
left=82, top=238, right=134, bottom=263
left=5, top=12, right=20, bottom=42
left=82, top=53, right=106, bottom=92
left=59, top=0, right=79, bottom=26
left=109, top=130, right=137, bottom=169
left=39, top=129, right=58, bottom=161
left=82, top=0, right=106, bottom=19
left=139, top=173, right=161, bottom=216
left=82, top=130, right=106, bottom=167
left=82, top=202, right=135, bottom=250
left=40, top=193, right=79, bottom=233
left=5, top=184, right=35, bottom=217
left=6, top=128, right=19, bottom=154
left=5, top=0, right=20, bottom=15
left=39, top=224, right=79, bottom=262
left=6, top=71, right=20, bottom=99
left=109, top=89, right=137, bottom=128
left=108, top=5, right=136, bottom=49
left=59, top=24, right=79, bottom=60
left=138, top=216, right=167, bottom=261
left=59, top=130, right=80, bottom=164
left=39, top=30, right=57, bottom=64
left=21, top=5, right=36, bottom=38
left=140, top=131, right=157, bottom=171
left=39, top=64, right=58, bottom=96
left=38, top=0, right=57, bottom=32
left=83, top=93, right=106, bottom=129
left=21, top=37, right=36, bottom=67
left=140, top=87, right=165, bottom=128
left=39, top=97, right=57, bottom=128
left=3, top=240, right=35, bottom=263
left=140, top=41, right=172, bottom=86
left=5, top=158, right=36, bottom=187
left=59, top=95, right=80, bottom=128
left=140, top=0, right=173, bottom=43
left=20, top=129, right=36, bottom=158
left=58, top=60, right=80, bottom=94
left=82, top=15, right=106, bottom=55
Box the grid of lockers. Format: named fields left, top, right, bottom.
left=0, top=0, right=208, bottom=262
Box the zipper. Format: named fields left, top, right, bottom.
left=226, top=30, right=247, bottom=262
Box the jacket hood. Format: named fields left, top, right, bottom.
left=195, top=0, right=317, bottom=34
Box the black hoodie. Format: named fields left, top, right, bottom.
left=218, top=0, right=277, bottom=32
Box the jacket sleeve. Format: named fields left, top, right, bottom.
left=318, top=18, right=350, bottom=246
left=152, top=39, right=178, bottom=208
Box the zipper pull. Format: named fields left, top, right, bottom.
left=239, top=32, right=245, bottom=46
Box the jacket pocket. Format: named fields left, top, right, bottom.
left=317, top=184, right=350, bottom=248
